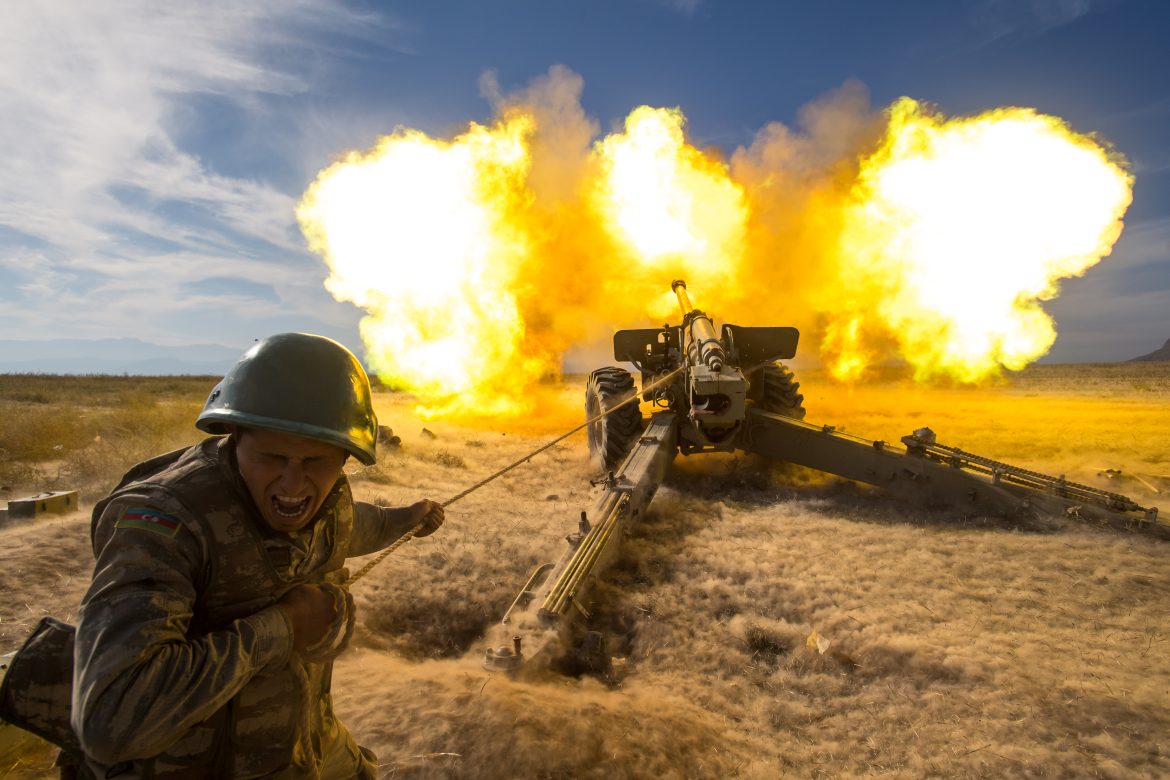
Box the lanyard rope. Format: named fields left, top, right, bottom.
left=345, top=364, right=686, bottom=585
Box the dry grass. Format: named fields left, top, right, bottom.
left=2, top=363, right=1169, bottom=778
left=0, top=375, right=215, bottom=501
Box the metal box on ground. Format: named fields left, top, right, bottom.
left=5, top=491, right=79, bottom=520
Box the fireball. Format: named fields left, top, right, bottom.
left=823, top=98, right=1132, bottom=381
left=591, top=106, right=749, bottom=319
left=297, top=75, right=1133, bottom=418
left=296, top=117, right=540, bottom=416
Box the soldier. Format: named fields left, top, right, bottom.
left=70, top=333, right=444, bottom=778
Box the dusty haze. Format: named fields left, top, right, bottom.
left=2, top=363, right=1168, bottom=777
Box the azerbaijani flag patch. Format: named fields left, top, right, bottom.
left=115, top=507, right=182, bottom=538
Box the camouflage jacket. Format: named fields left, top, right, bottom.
left=71, top=436, right=416, bottom=778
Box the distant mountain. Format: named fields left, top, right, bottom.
left=0, top=338, right=242, bottom=375
left=1129, top=338, right=1170, bottom=362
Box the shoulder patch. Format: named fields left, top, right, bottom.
left=115, top=506, right=183, bottom=539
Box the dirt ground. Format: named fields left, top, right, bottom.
left=2, top=363, right=1168, bottom=778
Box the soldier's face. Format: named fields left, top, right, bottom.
left=233, top=428, right=348, bottom=533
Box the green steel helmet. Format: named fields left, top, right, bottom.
left=196, top=333, right=378, bottom=465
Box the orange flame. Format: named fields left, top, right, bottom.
left=591, top=106, right=747, bottom=320
left=297, top=72, right=1132, bottom=417
left=297, top=117, right=542, bottom=416
left=822, top=98, right=1132, bottom=381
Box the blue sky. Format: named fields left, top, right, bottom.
left=1, top=0, right=1166, bottom=362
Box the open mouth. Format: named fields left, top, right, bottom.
left=272, top=494, right=311, bottom=519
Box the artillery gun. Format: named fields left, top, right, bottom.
left=483, top=280, right=1165, bottom=675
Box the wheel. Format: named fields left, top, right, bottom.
left=749, top=361, right=806, bottom=419
left=585, top=367, right=643, bottom=471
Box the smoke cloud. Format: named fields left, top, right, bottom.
left=298, top=67, right=1130, bottom=415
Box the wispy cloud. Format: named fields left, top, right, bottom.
left=651, top=0, right=703, bottom=18
left=0, top=0, right=394, bottom=344
left=967, top=0, right=1103, bottom=47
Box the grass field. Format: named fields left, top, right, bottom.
left=2, top=363, right=1168, bottom=778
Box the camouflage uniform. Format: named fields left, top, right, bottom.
left=72, top=436, right=417, bottom=778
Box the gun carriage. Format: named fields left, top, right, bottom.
left=484, top=280, right=1164, bottom=675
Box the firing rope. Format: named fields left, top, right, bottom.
left=345, top=363, right=688, bottom=585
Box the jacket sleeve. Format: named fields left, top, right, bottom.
left=72, top=496, right=294, bottom=765
left=346, top=501, right=418, bottom=557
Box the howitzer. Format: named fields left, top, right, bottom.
left=483, top=281, right=1165, bottom=675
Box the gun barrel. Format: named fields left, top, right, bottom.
left=672, top=278, right=696, bottom=317
left=672, top=279, right=725, bottom=372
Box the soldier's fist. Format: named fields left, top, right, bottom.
left=408, top=500, right=444, bottom=537
left=277, top=584, right=337, bottom=651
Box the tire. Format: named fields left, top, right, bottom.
left=749, top=362, right=806, bottom=420
left=585, top=367, right=643, bottom=472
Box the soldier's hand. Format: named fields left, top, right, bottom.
left=408, top=499, right=444, bottom=537
left=277, top=584, right=337, bottom=651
